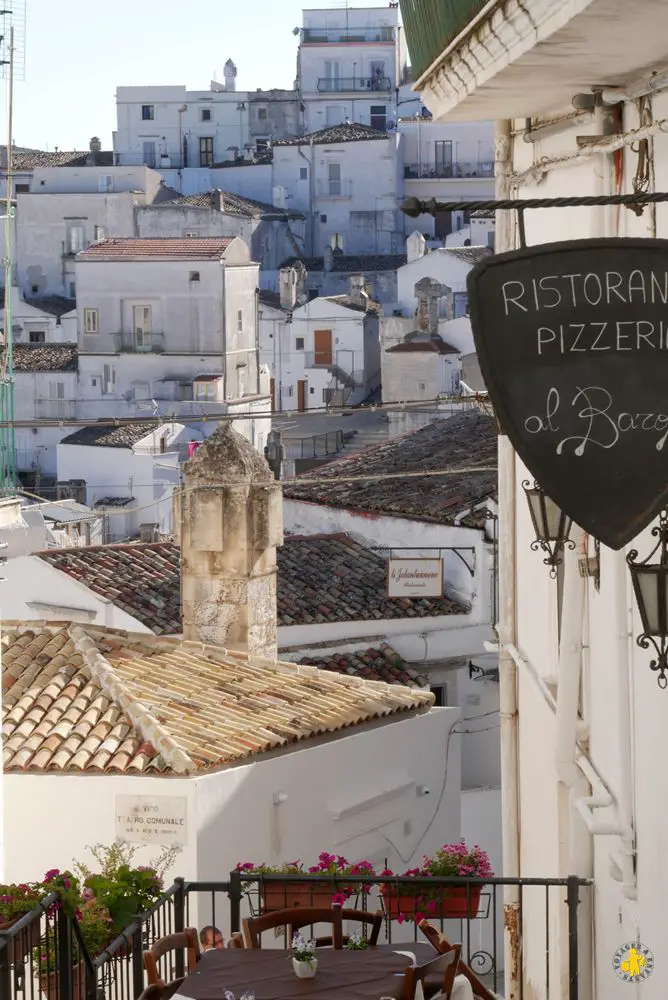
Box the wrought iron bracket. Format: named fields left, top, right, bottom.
left=371, top=545, right=476, bottom=577
left=627, top=510, right=668, bottom=689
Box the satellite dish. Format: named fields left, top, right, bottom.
left=292, top=26, right=300, bottom=35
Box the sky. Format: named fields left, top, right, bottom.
left=2, top=0, right=399, bottom=152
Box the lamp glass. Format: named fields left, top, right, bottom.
left=635, top=567, right=668, bottom=636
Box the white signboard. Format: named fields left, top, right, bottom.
left=388, top=558, right=444, bottom=598
left=115, top=795, right=188, bottom=847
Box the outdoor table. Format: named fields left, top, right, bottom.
left=173, top=942, right=437, bottom=1000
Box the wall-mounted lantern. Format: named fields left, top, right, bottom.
left=522, top=480, right=575, bottom=577
left=627, top=510, right=668, bottom=689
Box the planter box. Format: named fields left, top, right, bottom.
left=261, top=882, right=358, bottom=912
left=380, top=885, right=483, bottom=920
left=40, top=962, right=86, bottom=1000
left=0, top=917, right=41, bottom=965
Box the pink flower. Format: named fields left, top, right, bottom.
left=43, top=869, right=60, bottom=882
left=332, top=892, right=346, bottom=906
left=427, top=900, right=436, bottom=911
left=415, top=912, right=424, bottom=924
left=381, top=868, right=394, bottom=877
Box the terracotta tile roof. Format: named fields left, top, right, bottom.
left=386, top=336, right=459, bottom=354
left=294, top=643, right=429, bottom=688
left=78, top=238, right=234, bottom=260
left=284, top=411, right=498, bottom=525
left=59, top=422, right=159, bottom=448
left=442, top=246, right=492, bottom=265
left=35, top=534, right=462, bottom=636
left=274, top=124, right=389, bottom=146
left=13, top=343, right=77, bottom=373
left=2, top=623, right=434, bottom=774
left=324, top=295, right=381, bottom=314
left=176, top=190, right=293, bottom=218
left=278, top=534, right=463, bottom=625
left=281, top=253, right=407, bottom=273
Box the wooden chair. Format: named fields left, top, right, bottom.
left=402, top=944, right=461, bottom=1000
left=137, top=986, right=166, bottom=1000
left=243, top=904, right=343, bottom=949
left=227, top=931, right=245, bottom=949
left=315, top=908, right=384, bottom=948
left=143, top=927, right=201, bottom=998
left=418, top=921, right=496, bottom=1000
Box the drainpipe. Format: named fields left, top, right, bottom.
left=254, top=287, right=261, bottom=395
left=494, top=118, right=521, bottom=1000
left=297, top=140, right=315, bottom=255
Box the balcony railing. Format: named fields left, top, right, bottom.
left=315, top=179, right=353, bottom=199
left=317, top=76, right=392, bottom=93
left=404, top=160, right=494, bottom=180
left=112, top=331, right=166, bottom=353
left=34, top=398, right=76, bottom=420
left=301, top=26, right=395, bottom=43
left=399, top=0, right=489, bottom=80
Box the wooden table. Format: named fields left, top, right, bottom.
left=174, top=943, right=437, bottom=1000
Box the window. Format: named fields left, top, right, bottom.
left=430, top=685, right=448, bottom=707
left=295, top=337, right=305, bottom=350
left=327, top=162, right=341, bottom=197
left=299, top=167, right=308, bottom=181
left=94, top=225, right=107, bottom=242
left=200, top=108, right=212, bottom=121
left=31, top=284, right=39, bottom=295
left=29, top=330, right=45, bottom=343
left=183, top=229, right=200, bottom=237
left=237, top=309, right=243, bottom=333
left=453, top=292, right=468, bottom=318
left=102, top=364, right=115, bottom=395
left=320, top=213, right=327, bottom=223
left=69, top=281, right=76, bottom=298
left=15, top=183, right=29, bottom=193
left=323, top=60, right=341, bottom=92
left=98, top=175, right=113, bottom=193
left=141, top=105, right=154, bottom=120
left=369, top=60, right=386, bottom=88
left=199, top=136, right=214, bottom=167
left=142, top=141, right=156, bottom=168
left=435, top=140, right=453, bottom=178
left=84, top=308, right=99, bottom=334
left=65, top=220, right=86, bottom=254
left=257, top=107, right=267, bottom=120
left=370, top=105, right=387, bottom=131
left=194, top=381, right=217, bottom=402
left=189, top=271, right=200, bottom=282
left=417, top=381, right=426, bottom=393
left=133, top=305, right=152, bottom=347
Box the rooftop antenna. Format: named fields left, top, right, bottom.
left=0, top=1, right=26, bottom=493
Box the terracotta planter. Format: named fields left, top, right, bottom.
left=261, top=882, right=356, bottom=911
left=0, top=917, right=41, bottom=965
left=39, top=961, right=86, bottom=1000
left=380, top=884, right=483, bottom=920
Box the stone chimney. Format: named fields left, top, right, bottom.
left=414, top=277, right=445, bottom=335
left=349, top=274, right=368, bottom=307
left=89, top=136, right=102, bottom=154
left=223, top=59, right=237, bottom=92
left=213, top=188, right=225, bottom=212
left=406, top=231, right=426, bottom=263
left=175, top=423, right=283, bottom=657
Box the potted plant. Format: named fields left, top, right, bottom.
left=0, top=882, right=44, bottom=963
left=74, top=841, right=178, bottom=940
left=235, top=854, right=376, bottom=911
left=291, top=932, right=318, bottom=979
left=345, top=931, right=369, bottom=951
left=380, top=842, right=493, bottom=922
left=35, top=898, right=112, bottom=1000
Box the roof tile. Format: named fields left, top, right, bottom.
left=79, top=238, right=234, bottom=260
left=293, top=643, right=429, bottom=688
left=274, top=123, right=389, bottom=147
left=13, top=343, right=77, bottom=373
left=60, top=422, right=159, bottom=448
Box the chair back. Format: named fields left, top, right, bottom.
left=402, top=944, right=461, bottom=1000
left=227, top=931, right=245, bottom=949
left=143, top=927, right=201, bottom=990
left=418, top=921, right=498, bottom=1000
left=315, top=908, right=384, bottom=948
left=243, top=904, right=343, bottom=949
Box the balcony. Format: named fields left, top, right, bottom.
left=315, top=179, right=353, bottom=200
left=301, top=26, right=395, bottom=44
left=404, top=160, right=494, bottom=180
left=34, top=398, right=76, bottom=420
left=317, top=76, right=392, bottom=93
left=112, top=331, right=166, bottom=354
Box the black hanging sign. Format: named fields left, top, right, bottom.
left=467, top=238, right=668, bottom=550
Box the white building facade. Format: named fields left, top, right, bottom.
left=412, top=3, right=668, bottom=999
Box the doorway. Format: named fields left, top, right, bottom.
left=297, top=380, right=307, bottom=412
left=313, top=329, right=333, bottom=366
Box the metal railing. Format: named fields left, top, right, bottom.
left=315, top=179, right=354, bottom=199
left=317, top=76, right=392, bottom=93
left=283, top=429, right=344, bottom=459
left=112, top=331, right=166, bottom=354
left=404, top=161, right=495, bottom=180
left=301, top=26, right=395, bottom=43
left=0, top=873, right=591, bottom=1000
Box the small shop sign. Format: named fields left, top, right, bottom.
left=388, top=558, right=443, bottom=597
left=468, top=238, right=668, bottom=549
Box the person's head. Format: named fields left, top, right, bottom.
left=200, top=926, right=224, bottom=951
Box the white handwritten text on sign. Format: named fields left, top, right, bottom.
left=388, top=558, right=443, bottom=598
left=115, top=795, right=187, bottom=847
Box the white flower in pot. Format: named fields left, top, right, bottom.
left=291, top=932, right=318, bottom=978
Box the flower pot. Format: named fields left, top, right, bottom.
left=380, top=885, right=483, bottom=920
left=261, top=882, right=344, bottom=911
left=0, top=917, right=41, bottom=965
left=293, top=957, right=318, bottom=979
left=40, top=961, right=86, bottom=1000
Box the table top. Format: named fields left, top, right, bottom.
left=175, top=943, right=436, bottom=1000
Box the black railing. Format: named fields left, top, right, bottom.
left=284, top=430, right=344, bottom=459
left=302, top=26, right=395, bottom=43
left=0, top=873, right=591, bottom=1000
left=404, top=161, right=495, bottom=180
left=317, top=76, right=392, bottom=93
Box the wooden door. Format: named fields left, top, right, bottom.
left=314, top=329, right=333, bottom=366
left=297, top=380, right=307, bottom=412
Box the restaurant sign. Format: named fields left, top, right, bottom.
left=388, top=558, right=443, bottom=598
left=467, top=238, right=668, bottom=549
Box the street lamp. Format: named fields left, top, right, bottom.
left=627, top=510, right=668, bottom=689
left=522, top=480, right=575, bottom=576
